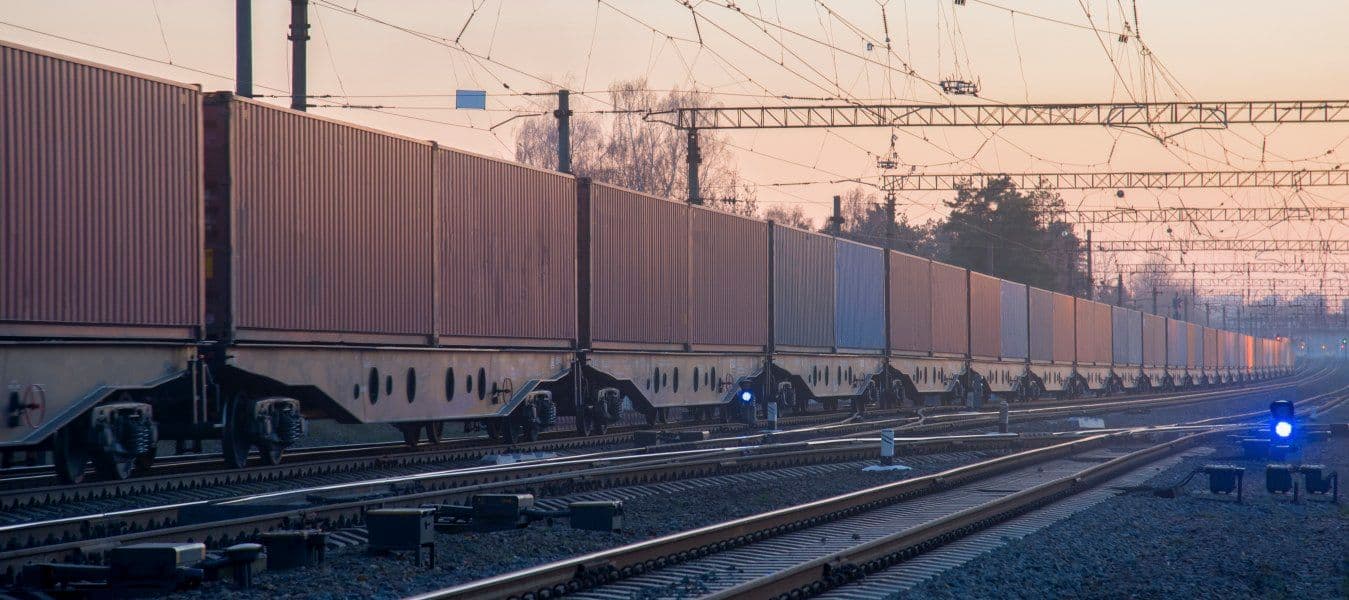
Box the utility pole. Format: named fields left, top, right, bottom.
left=289, top=0, right=309, bottom=111
left=884, top=191, right=897, bottom=250
left=686, top=130, right=701, bottom=205
left=1116, top=273, right=1124, bottom=306
left=828, top=195, right=844, bottom=235
left=1151, top=287, right=1159, bottom=315
left=1085, top=230, right=1093, bottom=300
left=554, top=90, right=572, bottom=174
left=236, top=0, right=252, bottom=97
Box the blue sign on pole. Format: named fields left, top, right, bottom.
left=455, top=89, right=487, bottom=110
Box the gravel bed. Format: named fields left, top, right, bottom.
left=176, top=451, right=1005, bottom=599
left=905, top=435, right=1348, bottom=599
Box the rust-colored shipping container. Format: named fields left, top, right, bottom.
left=1051, top=292, right=1075, bottom=364
left=930, top=262, right=968, bottom=356
left=1142, top=314, right=1166, bottom=367
left=1186, top=323, right=1202, bottom=369
left=1243, top=334, right=1255, bottom=369
left=2, top=42, right=202, bottom=339
left=1167, top=319, right=1187, bottom=368
left=437, top=148, right=577, bottom=346
left=204, top=94, right=432, bottom=343
left=1027, top=287, right=1054, bottom=362
left=689, top=206, right=768, bottom=348
left=588, top=182, right=689, bottom=346
left=1074, top=299, right=1112, bottom=365
left=888, top=251, right=931, bottom=355
left=968, top=272, right=1001, bottom=359
left=1204, top=327, right=1219, bottom=368
left=772, top=225, right=834, bottom=349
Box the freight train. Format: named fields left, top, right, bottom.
left=0, top=42, right=1295, bottom=483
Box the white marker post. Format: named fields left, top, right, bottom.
left=880, top=428, right=895, bottom=466
left=767, top=401, right=779, bottom=431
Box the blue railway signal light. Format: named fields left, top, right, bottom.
left=1269, top=399, right=1294, bottom=440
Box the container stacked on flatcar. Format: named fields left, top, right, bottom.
left=1141, top=313, right=1166, bottom=390
left=1111, top=306, right=1143, bottom=391
left=1, top=41, right=203, bottom=481
left=1074, top=300, right=1113, bottom=391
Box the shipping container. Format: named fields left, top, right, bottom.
left=588, top=182, right=689, bottom=346
left=930, top=262, right=968, bottom=356
left=1051, top=292, right=1076, bottom=364
left=888, top=252, right=931, bottom=355
left=437, top=148, right=577, bottom=346
left=1075, top=300, right=1112, bottom=365
left=833, top=239, right=886, bottom=351
left=969, top=272, right=1001, bottom=359
left=1142, top=314, right=1166, bottom=366
left=2, top=42, right=202, bottom=339
left=1243, top=334, right=1255, bottom=369
left=1166, top=319, right=1187, bottom=368
left=1111, top=306, right=1143, bottom=366
left=204, top=94, right=432, bottom=343
left=689, top=206, right=769, bottom=348
left=1214, top=324, right=1224, bottom=366
left=1027, top=287, right=1054, bottom=362
left=1187, top=323, right=1203, bottom=369
left=999, top=280, right=1028, bottom=360
left=1226, top=331, right=1240, bottom=368
left=773, top=225, right=835, bottom=349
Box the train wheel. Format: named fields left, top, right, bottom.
left=93, top=448, right=135, bottom=480
left=51, top=425, right=90, bottom=484
left=400, top=424, right=422, bottom=448
left=426, top=421, right=443, bottom=444
left=133, top=446, right=158, bottom=475
left=522, top=419, right=540, bottom=442
left=222, top=396, right=253, bottom=469
left=575, top=410, right=590, bottom=436
left=500, top=420, right=518, bottom=445
left=259, top=444, right=284, bottom=466
left=644, top=408, right=658, bottom=428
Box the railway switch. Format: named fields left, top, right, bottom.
left=366, top=508, right=436, bottom=567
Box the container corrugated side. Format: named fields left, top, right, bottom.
left=1187, top=323, right=1203, bottom=369
left=888, top=251, right=931, bottom=355
left=209, top=94, right=432, bottom=342
left=1243, top=334, right=1255, bottom=369
left=1110, top=306, right=1142, bottom=366
left=690, top=207, right=768, bottom=348
left=833, top=239, right=885, bottom=351
left=930, top=262, right=968, bottom=356
left=589, top=183, right=689, bottom=346
left=1204, top=327, right=1219, bottom=368
left=998, top=280, right=1028, bottom=359
left=773, top=225, right=834, bottom=349
left=1142, top=314, right=1166, bottom=367
left=2, top=42, right=202, bottom=339
left=1167, top=319, right=1188, bottom=368
left=1075, top=300, right=1112, bottom=365
left=1051, top=292, right=1075, bottom=364
left=437, top=148, right=576, bottom=346
left=967, top=272, right=1001, bottom=359
left=1027, top=287, right=1054, bottom=362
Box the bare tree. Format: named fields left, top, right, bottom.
left=515, top=79, right=756, bottom=214
left=762, top=205, right=814, bottom=230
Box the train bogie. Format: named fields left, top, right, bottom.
left=584, top=352, right=761, bottom=415
left=772, top=354, right=886, bottom=407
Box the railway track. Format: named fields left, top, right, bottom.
left=407, top=381, right=1347, bottom=600
left=0, top=371, right=1326, bottom=585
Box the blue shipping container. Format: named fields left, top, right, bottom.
left=1000, top=280, right=1028, bottom=359
left=834, top=239, right=886, bottom=351
left=1111, top=306, right=1143, bottom=365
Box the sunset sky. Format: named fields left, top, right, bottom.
left=4, top=1, right=1347, bottom=307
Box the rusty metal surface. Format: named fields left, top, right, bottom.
left=968, top=272, right=1001, bottom=359
left=689, top=207, right=768, bottom=348
left=888, top=252, right=931, bottom=355
left=1074, top=300, right=1112, bottom=366
left=773, top=225, right=834, bottom=349
left=999, top=280, right=1028, bottom=360
left=1143, top=314, right=1166, bottom=367
left=437, top=148, right=577, bottom=345
left=1051, top=292, right=1075, bottom=364
left=1027, top=287, right=1054, bottom=362
left=208, top=95, right=434, bottom=341
left=930, top=262, right=968, bottom=355
left=1111, top=306, right=1143, bottom=366
left=1243, top=335, right=1255, bottom=369
left=1, top=42, right=202, bottom=338
left=589, top=183, right=689, bottom=345
left=834, top=239, right=885, bottom=351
